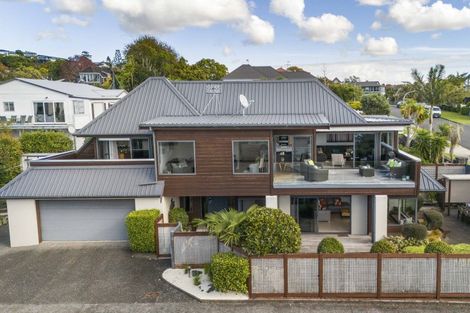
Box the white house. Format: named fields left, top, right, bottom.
left=0, top=78, right=126, bottom=148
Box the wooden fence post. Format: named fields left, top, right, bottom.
left=154, top=218, right=159, bottom=255
left=283, top=254, right=288, bottom=298
left=318, top=254, right=323, bottom=298
left=376, top=254, right=382, bottom=299
left=436, top=254, right=442, bottom=300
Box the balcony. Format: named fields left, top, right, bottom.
left=273, top=160, right=417, bottom=189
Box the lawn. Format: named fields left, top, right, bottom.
left=442, top=111, right=470, bottom=125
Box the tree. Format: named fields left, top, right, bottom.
left=189, top=58, right=227, bottom=81
left=329, top=83, right=363, bottom=103
left=344, top=75, right=360, bottom=83
left=413, top=128, right=448, bottom=164
left=361, top=94, right=390, bottom=115
left=20, top=131, right=73, bottom=153
left=0, top=133, right=22, bottom=187
left=411, top=64, right=446, bottom=132
left=287, top=66, right=304, bottom=72
left=438, top=124, right=463, bottom=162
left=400, top=99, right=429, bottom=147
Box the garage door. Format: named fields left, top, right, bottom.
left=39, top=200, right=135, bottom=241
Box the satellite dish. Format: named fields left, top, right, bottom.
left=239, top=94, right=250, bottom=109
left=67, top=126, right=76, bottom=134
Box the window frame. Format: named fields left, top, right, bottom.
left=3, top=102, right=14, bottom=112
left=33, top=101, right=65, bottom=123
left=131, top=137, right=153, bottom=159
left=73, top=100, right=85, bottom=115
left=232, top=139, right=270, bottom=175
left=157, top=140, right=196, bottom=176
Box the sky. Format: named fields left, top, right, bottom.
left=1, top=0, right=470, bottom=84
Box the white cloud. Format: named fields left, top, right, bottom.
left=389, top=0, right=470, bottom=32
left=52, top=14, right=89, bottom=27
left=357, top=0, right=390, bottom=5
left=371, top=21, right=382, bottom=30
left=223, top=45, right=232, bottom=56
left=431, top=32, right=442, bottom=39
left=36, top=28, right=67, bottom=40
left=270, top=0, right=353, bottom=44
left=102, top=0, right=274, bottom=45
left=52, top=0, right=95, bottom=15
left=357, top=34, right=398, bottom=56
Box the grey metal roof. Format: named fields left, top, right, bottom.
left=224, top=65, right=315, bottom=80
left=0, top=165, right=163, bottom=199
left=15, top=78, right=126, bottom=99
left=77, top=77, right=367, bottom=136
left=356, top=81, right=382, bottom=87
left=364, top=115, right=412, bottom=125
left=141, top=114, right=329, bottom=128
left=172, top=79, right=366, bottom=125
left=76, top=78, right=198, bottom=136
left=420, top=169, right=446, bottom=192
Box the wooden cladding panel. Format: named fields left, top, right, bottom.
left=156, top=130, right=271, bottom=197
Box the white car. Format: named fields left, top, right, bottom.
left=424, top=105, right=442, bottom=118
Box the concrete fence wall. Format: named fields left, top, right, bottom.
left=249, top=253, right=470, bottom=299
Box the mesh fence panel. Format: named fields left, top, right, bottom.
left=173, top=235, right=218, bottom=266
left=323, top=258, right=377, bottom=293
left=287, top=257, right=319, bottom=294
left=381, top=257, right=436, bottom=293
left=441, top=258, right=470, bottom=294
left=251, top=258, right=284, bottom=295
left=158, top=226, right=175, bottom=255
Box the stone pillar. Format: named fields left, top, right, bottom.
left=265, top=195, right=278, bottom=209
left=351, top=195, right=368, bottom=235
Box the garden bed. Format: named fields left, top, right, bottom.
left=162, top=268, right=248, bottom=301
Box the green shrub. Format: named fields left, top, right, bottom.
left=239, top=207, right=301, bottom=256
left=169, top=207, right=189, bottom=229
left=403, top=245, right=425, bottom=253
left=210, top=253, right=249, bottom=294
left=402, top=224, right=428, bottom=240
left=451, top=244, right=470, bottom=254
left=0, top=134, right=22, bottom=187
left=370, top=239, right=398, bottom=253
left=386, top=236, right=428, bottom=252
left=424, top=241, right=453, bottom=254
left=125, top=209, right=160, bottom=253
left=348, top=100, right=362, bottom=110
left=20, top=131, right=73, bottom=153
left=317, top=237, right=344, bottom=254
left=461, top=106, right=470, bottom=116
left=360, top=94, right=390, bottom=115
left=193, top=209, right=246, bottom=247
left=193, top=275, right=201, bottom=286
left=423, top=210, right=443, bottom=230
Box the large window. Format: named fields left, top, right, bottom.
left=97, top=138, right=152, bottom=159
left=73, top=100, right=85, bottom=114
left=34, top=102, right=64, bottom=123
left=233, top=140, right=269, bottom=174
left=3, top=102, right=14, bottom=112
left=388, top=197, right=417, bottom=225
left=158, top=141, right=195, bottom=175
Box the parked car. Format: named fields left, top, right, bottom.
left=424, top=105, right=442, bottom=118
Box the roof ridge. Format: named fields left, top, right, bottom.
left=160, top=78, right=201, bottom=116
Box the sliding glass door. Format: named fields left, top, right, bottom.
left=292, top=197, right=319, bottom=233
left=354, top=133, right=376, bottom=167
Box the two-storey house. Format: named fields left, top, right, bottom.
left=0, top=78, right=126, bottom=148
left=0, top=77, right=443, bottom=247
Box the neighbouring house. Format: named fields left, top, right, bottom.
left=0, top=77, right=445, bottom=247
left=78, top=66, right=111, bottom=85
left=224, top=64, right=315, bottom=80
left=355, top=81, right=386, bottom=96
left=0, top=78, right=127, bottom=148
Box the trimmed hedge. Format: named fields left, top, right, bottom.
left=424, top=241, right=453, bottom=254
left=126, top=209, right=160, bottom=253
left=402, top=223, right=428, bottom=240
left=210, top=252, right=249, bottom=294
left=240, top=207, right=301, bottom=256
left=317, top=237, right=344, bottom=254
left=403, top=245, right=426, bottom=253
left=20, top=131, right=73, bottom=153
left=370, top=239, right=397, bottom=253
left=386, top=236, right=428, bottom=252
left=169, top=207, right=189, bottom=229
left=423, top=210, right=443, bottom=230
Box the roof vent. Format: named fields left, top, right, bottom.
left=205, top=84, right=221, bottom=94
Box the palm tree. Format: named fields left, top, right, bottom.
left=400, top=99, right=429, bottom=147
left=448, top=124, right=463, bottom=162
left=411, top=64, right=446, bottom=133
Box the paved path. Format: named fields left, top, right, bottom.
left=390, top=106, right=470, bottom=150
left=1, top=301, right=469, bottom=313
left=443, top=208, right=470, bottom=244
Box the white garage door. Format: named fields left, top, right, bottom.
left=39, top=200, right=135, bottom=241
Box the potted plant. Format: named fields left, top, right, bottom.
left=117, top=144, right=128, bottom=159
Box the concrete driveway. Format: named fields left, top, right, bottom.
left=0, top=239, right=195, bottom=304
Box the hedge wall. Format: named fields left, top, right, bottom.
left=20, top=131, right=73, bottom=153
left=125, top=209, right=160, bottom=253
left=210, top=252, right=249, bottom=294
